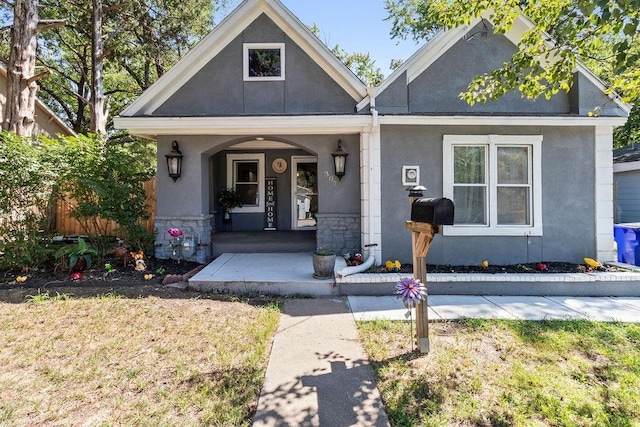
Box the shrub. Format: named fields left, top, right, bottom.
left=0, top=132, right=61, bottom=270
left=57, top=134, right=155, bottom=257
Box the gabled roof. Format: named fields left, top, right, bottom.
left=364, top=13, right=631, bottom=115
left=120, top=0, right=368, bottom=117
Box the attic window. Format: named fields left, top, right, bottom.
left=243, top=43, right=285, bottom=81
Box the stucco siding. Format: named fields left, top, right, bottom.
left=615, top=171, right=640, bottom=223
left=410, top=29, right=569, bottom=114
left=375, top=71, right=409, bottom=114
left=572, top=72, right=625, bottom=116
left=376, top=22, right=572, bottom=115
left=153, top=14, right=356, bottom=116
left=379, top=125, right=596, bottom=265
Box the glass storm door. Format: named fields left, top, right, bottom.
left=292, top=156, right=317, bottom=230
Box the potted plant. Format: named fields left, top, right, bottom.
left=218, top=188, right=243, bottom=220
left=55, top=237, right=99, bottom=272
left=312, top=247, right=336, bottom=279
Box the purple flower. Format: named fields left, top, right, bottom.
left=168, top=228, right=183, bottom=237
left=395, top=277, right=427, bottom=306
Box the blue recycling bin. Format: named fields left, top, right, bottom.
left=614, top=223, right=640, bottom=266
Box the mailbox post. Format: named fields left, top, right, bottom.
left=405, top=187, right=454, bottom=353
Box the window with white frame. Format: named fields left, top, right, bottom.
left=243, top=43, right=285, bottom=81
left=443, top=135, right=543, bottom=236
left=226, top=153, right=265, bottom=213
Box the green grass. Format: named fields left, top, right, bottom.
left=358, top=318, right=640, bottom=426
left=0, top=294, right=280, bottom=426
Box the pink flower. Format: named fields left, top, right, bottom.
left=70, top=272, right=82, bottom=280
left=168, top=228, right=183, bottom=237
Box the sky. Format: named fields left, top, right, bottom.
left=214, top=0, right=424, bottom=77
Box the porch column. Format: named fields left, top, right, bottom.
left=595, top=125, right=615, bottom=262
left=361, top=124, right=382, bottom=263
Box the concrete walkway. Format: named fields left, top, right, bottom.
left=349, top=295, right=640, bottom=323
left=253, top=295, right=640, bottom=426
left=253, top=298, right=389, bottom=426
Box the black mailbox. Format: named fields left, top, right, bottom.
left=411, top=197, right=454, bottom=225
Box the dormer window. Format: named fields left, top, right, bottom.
left=243, top=43, right=285, bottom=81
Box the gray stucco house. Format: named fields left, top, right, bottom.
left=115, top=0, right=629, bottom=266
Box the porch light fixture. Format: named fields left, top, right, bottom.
left=332, top=139, right=348, bottom=180
left=165, top=140, right=183, bottom=182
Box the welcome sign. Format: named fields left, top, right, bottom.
left=265, top=177, right=276, bottom=230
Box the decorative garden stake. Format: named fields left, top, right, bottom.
left=395, top=277, right=427, bottom=351
left=168, top=228, right=184, bottom=262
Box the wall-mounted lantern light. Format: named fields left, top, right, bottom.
left=331, top=139, right=348, bottom=180
left=165, top=140, right=183, bottom=182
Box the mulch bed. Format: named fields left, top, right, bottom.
left=0, top=255, right=207, bottom=303
left=0, top=256, right=618, bottom=304
left=369, top=262, right=601, bottom=274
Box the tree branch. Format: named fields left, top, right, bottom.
left=36, top=19, right=67, bottom=33
left=26, top=69, right=51, bottom=85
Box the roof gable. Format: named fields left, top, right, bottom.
left=121, top=0, right=367, bottom=117
left=371, top=14, right=630, bottom=117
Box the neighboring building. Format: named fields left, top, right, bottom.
left=614, top=144, right=640, bottom=223
left=115, top=0, right=629, bottom=265
left=0, top=64, right=75, bottom=137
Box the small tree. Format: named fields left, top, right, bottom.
left=58, top=134, right=155, bottom=257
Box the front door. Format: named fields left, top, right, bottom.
left=292, top=156, right=317, bottom=230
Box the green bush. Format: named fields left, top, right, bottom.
left=57, top=134, right=156, bottom=257
left=0, top=132, right=156, bottom=271
left=0, top=132, right=61, bottom=271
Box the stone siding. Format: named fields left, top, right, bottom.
left=155, top=215, right=214, bottom=264
left=315, top=213, right=361, bottom=256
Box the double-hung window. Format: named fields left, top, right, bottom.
left=443, top=135, right=542, bottom=236
left=226, top=153, right=265, bottom=213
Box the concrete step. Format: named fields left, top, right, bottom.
left=212, top=231, right=315, bottom=257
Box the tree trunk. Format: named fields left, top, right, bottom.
left=3, top=0, right=39, bottom=136
left=91, top=0, right=107, bottom=135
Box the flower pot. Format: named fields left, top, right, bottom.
left=312, top=254, right=336, bottom=279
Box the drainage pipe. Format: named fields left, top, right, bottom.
left=336, top=243, right=378, bottom=277
left=336, top=253, right=376, bottom=278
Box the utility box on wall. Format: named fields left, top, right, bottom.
left=411, top=197, right=455, bottom=225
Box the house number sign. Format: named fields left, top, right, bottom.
left=264, top=177, right=277, bottom=230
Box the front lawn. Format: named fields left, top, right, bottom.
left=359, top=319, right=640, bottom=426
left=0, top=293, right=280, bottom=426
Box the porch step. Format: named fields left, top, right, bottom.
left=189, top=253, right=337, bottom=296
left=211, top=231, right=315, bottom=257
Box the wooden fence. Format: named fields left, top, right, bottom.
left=55, top=178, right=157, bottom=237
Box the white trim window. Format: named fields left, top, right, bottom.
left=226, top=153, right=265, bottom=213
left=443, top=135, right=543, bottom=236
left=243, top=43, right=285, bottom=81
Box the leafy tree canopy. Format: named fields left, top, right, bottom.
left=308, top=23, right=384, bottom=87
left=385, top=0, right=640, bottom=105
